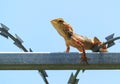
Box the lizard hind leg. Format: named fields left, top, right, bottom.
left=78, top=47, right=90, bottom=64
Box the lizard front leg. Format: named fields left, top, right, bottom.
left=66, top=43, right=70, bottom=52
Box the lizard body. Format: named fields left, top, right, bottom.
left=51, top=18, right=107, bottom=63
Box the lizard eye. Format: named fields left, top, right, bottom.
left=58, top=19, right=64, bottom=23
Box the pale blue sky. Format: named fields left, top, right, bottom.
left=0, top=0, right=120, bottom=84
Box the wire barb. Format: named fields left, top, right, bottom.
left=0, top=23, right=49, bottom=84
left=68, top=70, right=80, bottom=84
left=92, top=33, right=120, bottom=52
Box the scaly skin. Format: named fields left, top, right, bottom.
left=51, top=18, right=107, bottom=64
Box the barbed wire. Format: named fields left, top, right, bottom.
left=0, top=23, right=48, bottom=84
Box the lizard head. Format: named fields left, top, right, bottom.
left=51, top=18, right=73, bottom=39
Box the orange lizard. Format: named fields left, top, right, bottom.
left=51, top=18, right=107, bottom=64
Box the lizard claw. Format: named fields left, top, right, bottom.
left=80, top=53, right=90, bottom=64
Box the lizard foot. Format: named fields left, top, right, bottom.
left=80, top=53, right=90, bottom=64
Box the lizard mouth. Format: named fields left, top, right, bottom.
left=50, top=20, right=58, bottom=27
left=50, top=20, right=55, bottom=23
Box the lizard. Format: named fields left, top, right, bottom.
left=50, top=18, right=107, bottom=64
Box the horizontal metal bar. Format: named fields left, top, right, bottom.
left=0, top=52, right=120, bottom=70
